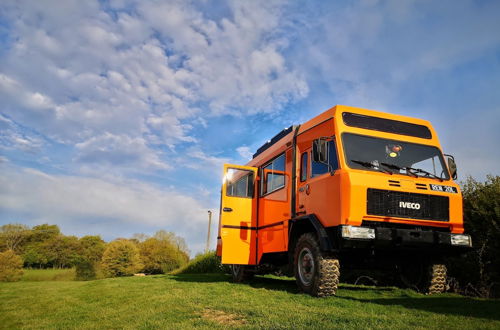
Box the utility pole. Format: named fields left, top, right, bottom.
left=205, top=210, right=212, bottom=253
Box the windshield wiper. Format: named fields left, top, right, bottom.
left=406, top=167, right=444, bottom=182
left=381, top=162, right=443, bottom=181
left=380, top=162, right=417, bottom=178
left=351, top=159, right=392, bottom=175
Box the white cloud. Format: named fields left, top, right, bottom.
left=0, top=164, right=215, bottom=250
left=183, top=147, right=231, bottom=175
left=0, top=0, right=307, bottom=166
left=0, top=0, right=311, bottom=203
left=74, top=133, right=169, bottom=170
left=0, top=114, right=44, bottom=153
left=291, top=1, right=500, bottom=109
left=236, top=146, right=253, bottom=160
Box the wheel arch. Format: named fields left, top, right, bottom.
left=288, top=215, right=335, bottom=255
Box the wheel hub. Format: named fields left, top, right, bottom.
left=298, top=247, right=315, bottom=286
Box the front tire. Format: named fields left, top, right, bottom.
left=231, top=264, right=254, bottom=282
left=294, top=233, right=340, bottom=297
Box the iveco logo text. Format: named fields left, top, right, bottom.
left=399, top=201, right=421, bottom=209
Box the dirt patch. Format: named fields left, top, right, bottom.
left=201, top=308, right=246, bottom=326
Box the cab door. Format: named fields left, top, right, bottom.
left=220, top=164, right=258, bottom=265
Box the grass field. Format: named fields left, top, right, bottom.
left=1, top=272, right=499, bottom=329
left=21, top=268, right=76, bottom=282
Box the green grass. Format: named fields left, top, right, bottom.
left=21, top=268, right=76, bottom=281
left=1, top=272, right=499, bottom=329
left=171, top=251, right=229, bottom=275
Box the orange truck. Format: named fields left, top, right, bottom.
left=216, top=105, right=471, bottom=296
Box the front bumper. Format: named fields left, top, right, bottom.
left=336, top=226, right=472, bottom=254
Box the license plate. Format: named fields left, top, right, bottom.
left=430, top=184, right=457, bottom=193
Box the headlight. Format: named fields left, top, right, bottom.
left=341, top=226, right=375, bottom=239
left=451, top=234, right=472, bottom=247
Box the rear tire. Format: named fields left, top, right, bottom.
left=231, top=264, right=254, bottom=282
left=428, top=264, right=447, bottom=294
left=398, top=260, right=447, bottom=294
left=294, top=233, right=340, bottom=297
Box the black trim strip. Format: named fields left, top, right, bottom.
left=222, top=224, right=257, bottom=230
left=222, top=220, right=284, bottom=231
left=259, top=221, right=284, bottom=230
left=291, top=125, right=301, bottom=219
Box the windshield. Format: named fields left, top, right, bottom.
left=342, top=133, right=450, bottom=180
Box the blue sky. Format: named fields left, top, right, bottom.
left=1, top=0, right=499, bottom=254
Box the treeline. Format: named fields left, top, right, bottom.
left=0, top=224, right=190, bottom=281
left=447, top=175, right=500, bottom=298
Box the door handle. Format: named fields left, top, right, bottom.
left=223, top=207, right=233, bottom=212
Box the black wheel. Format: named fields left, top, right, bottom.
left=231, top=264, right=254, bottom=282
left=293, top=233, right=340, bottom=297
left=398, top=260, right=447, bottom=294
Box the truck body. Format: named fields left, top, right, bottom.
left=216, top=105, right=471, bottom=296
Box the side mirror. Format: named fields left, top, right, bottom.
left=313, top=139, right=328, bottom=163
left=445, top=154, right=457, bottom=180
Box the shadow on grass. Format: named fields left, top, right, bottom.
left=248, top=276, right=299, bottom=294
left=170, top=273, right=299, bottom=293
left=169, top=273, right=231, bottom=283
left=171, top=274, right=500, bottom=321
left=339, top=285, right=395, bottom=292
left=337, top=295, right=500, bottom=321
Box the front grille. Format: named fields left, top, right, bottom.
left=367, top=188, right=449, bottom=221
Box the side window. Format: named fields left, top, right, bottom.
left=300, top=152, right=308, bottom=182
left=311, top=140, right=339, bottom=177
left=226, top=168, right=254, bottom=198
left=261, top=153, right=286, bottom=195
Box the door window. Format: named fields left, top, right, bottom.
left=261, top=153, right=286, bottom=195
left=300, top=152, right=308, bottom=181
left=225, top=168, right=254, bottom=198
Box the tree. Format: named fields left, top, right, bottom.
left=153, top=230, right=190, bottom=257
left=0, top=250, right=24, bottom=282
left=132, top=233, right=149, bottom=243
left=79, top=235, right=106, bottom=262
left=139, top=238, right=188, bottom=274
left=447, top=175, right=500, bottom=297
left=21, top=224, right=62, bottom=268
left=22, top=243, right=49, bottom=268
left=0, top=224, right=29, bottom=252
left=43, top=235, right=80, bottom=268
left=101, top=240, right=143, bottom=277
left=28, top=224, right=60, bottom=243
left=75, top=236, right=106, bottom=281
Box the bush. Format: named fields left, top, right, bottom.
left=139, top=238, right=189, bottom=274
left=101, top=240, right=143, bottom=277
left=75, top=259, right=97, bottom=281
left=171, top=251, right=230, bottom=275
left=0, top=250, right=24, bottom=282
left=447, top=175, right=500, bottom=297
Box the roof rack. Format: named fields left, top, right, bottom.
left=252, top=125, right=296, bottom=159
